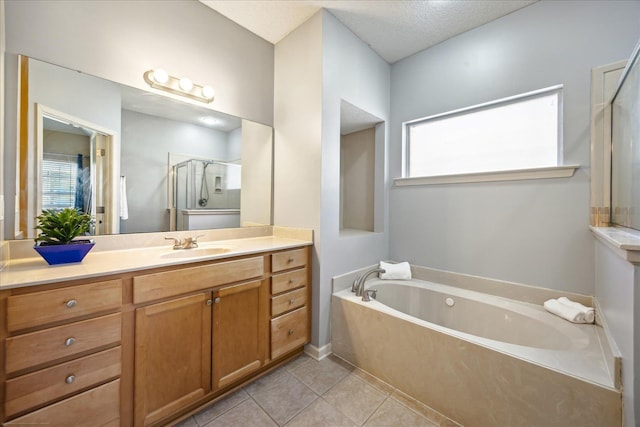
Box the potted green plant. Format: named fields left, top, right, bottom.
left=34, top=208, right=95, bottom=265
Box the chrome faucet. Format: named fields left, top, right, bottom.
left=354, top=268, right=385, bottom=301
left=164, top=235, right=204, bottom=249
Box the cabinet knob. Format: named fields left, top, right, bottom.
left=65, top=374, right=76, bottom=384
left=214, top=297, right=221, bottom=304
left=65, top=299, right=77, bottom=308
left=206, top=299, right=212, bottom=306
left=288, top=257, right=295, bottom=263
left=288, top=329, right=295, bottom=336
left=65, top=337, right=76, bottom=347
left=289, top=299, right=295, bottom=305
left=289, top=279, right=294, bottom=284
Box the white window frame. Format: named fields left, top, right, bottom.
left=396, top=85, right=579, bottom=186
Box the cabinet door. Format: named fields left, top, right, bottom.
left=134, top=293, right=212, bottom=426
left=212, top=280, right=267, bottom=390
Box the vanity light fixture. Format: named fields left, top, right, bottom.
left=143, top=68, right=215, bottom=104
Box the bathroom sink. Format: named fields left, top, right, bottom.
left=160, top=247, right=231, bottom=259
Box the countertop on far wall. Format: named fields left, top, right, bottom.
left=0, top=232, right=312, bottom=290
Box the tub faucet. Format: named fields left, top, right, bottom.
left=354, top=268, right=385, bottom=301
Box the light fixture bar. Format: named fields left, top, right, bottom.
left=144, top=69, right=215, bottom=104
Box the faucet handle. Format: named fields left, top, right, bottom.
left=190, top=234, right=205, bottom=248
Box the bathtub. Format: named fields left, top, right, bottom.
left=331, top=277, right=621, bottom=427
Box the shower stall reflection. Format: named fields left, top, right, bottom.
left=172, top=159, right=241, bottom=231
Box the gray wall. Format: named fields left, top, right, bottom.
left=274, top=10, right=390, bottom=350
left=120, top=110, right=229, bottom=234
left=389, top=0, right=640, bottom=295
left=319, top=11, right=390, bottom=349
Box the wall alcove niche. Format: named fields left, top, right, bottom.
left=339, top=100, right=384, bottom=235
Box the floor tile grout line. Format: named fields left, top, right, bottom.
left=195, top=391, right=250, bottom=426
left=360, top=392, right=392, bottom=426
left=248, top=370, right=322, bottom=427
left=280, top=393, right=325, bottom=427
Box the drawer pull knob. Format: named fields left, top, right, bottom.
left=288, top=257, right=294, bottom=263
left=214, top=297, right=221, bottom=304
left=289, top=299, right=295, bottom=305
left=206, top=299, right=212, bottom=306
left=289, top=279, right=294, bottom=284
left=65, top=375, right=76, bottom=384
left=65, top=299, right=77, bottom=308
left=288, top=329, right=295, bottom=335
left=65, top=337, right=76, bottom=347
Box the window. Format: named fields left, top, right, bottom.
left=41, top=153, right=78, bottom=210
left=404, top=86, right=563, bottom=179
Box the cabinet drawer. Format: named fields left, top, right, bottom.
left=133, top=256, right=264, bottom=304
left=272, top=248, right=307, bottom=273
left=5, top=346, right=121, bottom=417
left=271, top=268, right=307, bottom=295
left=4, top=379, right=120, bottom=426
left=271, top=307, right=308, bottom=359
left=7, top=279, right=122, bottom=332
left=271, top=287, right=307, bottom=317
left=5, top=313, right=121, bottom=374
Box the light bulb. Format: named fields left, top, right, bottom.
left=201, top=85, right=215, bottom=99
left=179, top=77, right=193, bottom=92
left=152, top=68, right=168, bottom=84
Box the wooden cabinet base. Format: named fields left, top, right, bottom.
left=3, top=379, right=120, bottom=427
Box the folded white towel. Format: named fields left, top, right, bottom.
left=558, top=297, right=595, bottom=324
left=543, top=298, right=595, bottom=324
left=379, top=261, right=412, bottom=280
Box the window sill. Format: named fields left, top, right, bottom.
left=590, top=225, right=640, bottom=264
left=394, top=165, right=579, bottom=186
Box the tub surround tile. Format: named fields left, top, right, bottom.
left=322, top=374, right=387, bottom=425
left=331, top=293, right=621, bottom=427
left=245, top=367, right=318, bottom=425
left=284, top=398, right=357, bottom=427
left=364, top=398, right=438, bottom=427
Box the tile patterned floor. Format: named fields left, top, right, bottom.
left=175, top=354, right=461, bottom=427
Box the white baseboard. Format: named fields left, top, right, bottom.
left=304, top=343, right=332, bottom=360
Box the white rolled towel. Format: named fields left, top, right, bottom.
left=379, top=261, right=412, bottom=280
left=558, top=297, right=595, bottom=324
left=544, top=299, right=595, bottom=323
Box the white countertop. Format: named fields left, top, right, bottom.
left=0, top=235, right=312, bottom=290
left=590, top=226, right=640, bottom=263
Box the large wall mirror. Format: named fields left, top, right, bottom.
left=17, top=56, right=273, bottom=238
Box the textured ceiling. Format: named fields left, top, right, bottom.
left=200, top=0, right=536, bottom=63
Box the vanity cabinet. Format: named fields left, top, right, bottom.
left=270, top=249, right=311, bottom=359
left=134, top=292, right=212, bottom=427
left=1, top=278, right=123, bottom=425
left=131, top=256, right=268, bottom=426
left=0, top=243, right=311, bottom=427
left=212, top=279, right=268, bottom=390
